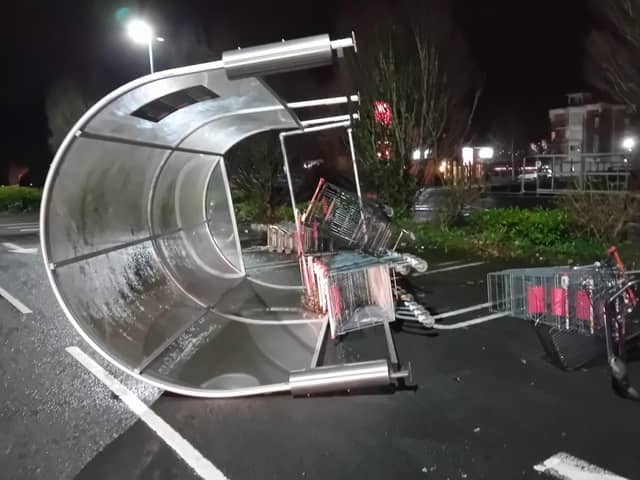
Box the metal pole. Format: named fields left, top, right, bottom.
left=347, top=128, right=364, bottom=210
left=520, top=156, right=526, bottom=193
left=148, top=39, right=154, bottom=74
left=347, top=127, right=367, bottom=242
left=511, top=137, right=516, bottom=182
left=278, top=134, right=299, bottom=226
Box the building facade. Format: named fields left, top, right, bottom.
left=549, top=93, right=630, bottom=155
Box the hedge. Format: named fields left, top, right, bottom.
left=398, top=208, right=636, bottom=266
left=0, top=186, right=42, bottom=213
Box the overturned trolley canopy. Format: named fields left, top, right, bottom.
left=40, top=34, right=392, bottom=397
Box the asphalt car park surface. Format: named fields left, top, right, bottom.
left=1, top=221, right=639, bottom=479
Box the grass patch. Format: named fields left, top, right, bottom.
left=0, top=186, right=42, bottom=213
left=398, top=208, right=640, bottom=268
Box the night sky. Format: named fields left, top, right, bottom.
left=3, top=0, right=589, bottom=184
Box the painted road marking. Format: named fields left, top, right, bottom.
left=534, top=452, right=628, bottom=480
left=433, top=312, right=507, bottom=330
left=432, top=302, right=492, bottom=320
left=0, top=222, right=39, bottom=227
left=66, top=346, right=228, bottom=480
left=2, top=242, right=38, bottom=254
left=19, top=228, right=39, bottom=233
left=6, top=224, right=38, bottom=230
left=0, top=286, right=33, bottom=314
left=434, top=260, right=465, bottom=268
left=414, top=261, right=486, bottom=276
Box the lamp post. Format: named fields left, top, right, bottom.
left=622, top=136, right=636, bottom=153
left=126, top=19, right=165, bottom=74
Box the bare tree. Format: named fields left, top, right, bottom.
left=587, top=0, right=640, bottom=111
left=350, top=0, right=482, bottom=210
left=225, top=132, right=282, bottom=218
left=45, top=78, right=92, bottom=154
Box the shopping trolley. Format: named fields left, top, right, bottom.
left=301, top=178, right=411, bottom=256
left=488, top=247, right=640, bottom=400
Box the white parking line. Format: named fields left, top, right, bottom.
left=67, top=346, right=228, bottom=480
left=434, top=260, right=465, bottom=268
left=0, top=286, right=33, bottom=314
left=2, top=242, right=38, bottom=254
left=432, top=312, right=507, bottom=330
left=432, top=302, right=492, bottom=320
left=414, top=261, right=486, bottom=276
left=534, top=452, right=628, bottom=480
left=19, top=228, right=39, bottom=233
left=0, top=223, right=39, bottom=227
left=6, top=224, right=38, bottom=230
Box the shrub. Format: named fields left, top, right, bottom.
left=0, top=186, right=42, bottom=213
left=434, top=180, right=482, bottom=230
left=470, top=208, right=571, bottom=249
left=233, top=198, right=309, bottom=225
left=399, top=207, right=612, bottom=264
left=233, top=200, right=261, bottom=224
left=558, top=191, right=640, bottom=242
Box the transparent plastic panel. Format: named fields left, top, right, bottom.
left=206, top=160, right=244, bottom=274
left=46, top=137, right=164, bottom=264
left=145, top=309, right=321, bottom=390
left=83, top=72, right=286, bottom=149
left=151, top=153, right=219, bottom=234
left=214, top=277, right=304, bottom=316
left=151, top=151, right=219, bottom=233
left=53, top=241, right=208, bottom=370
left=153, top=222, right=243, bottom=308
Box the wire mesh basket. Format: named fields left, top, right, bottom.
left=301, top=251, right=395, bottom=338
left=302, top=179, right=408, bottom=256
left=487, top=265, right=622, bottom=336
left=266, top=223, right=332, bottom=254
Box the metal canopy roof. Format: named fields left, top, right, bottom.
left=41, top=34, right=360, bottom=397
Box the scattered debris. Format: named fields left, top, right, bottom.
left=520, top=359, right=527, bottom=365
left=561, top=431, right=567, bottom=437
left=461, top=474, right=468, bottom=479
left=454, top=376, right=462, bottom=383
left=430, top=466, right=437, bottom=472
left=473, top=427, right=481, bottom=433
left=481, top=346, right=486, bottom=351
left=422, top=467, right=428, bottom=473
left=530, top=381, right=535, bottom=386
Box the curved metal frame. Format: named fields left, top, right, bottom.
left=40, top=34, right=404, bottom=398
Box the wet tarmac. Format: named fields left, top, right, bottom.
left=1, top=224, right=640, bottom=479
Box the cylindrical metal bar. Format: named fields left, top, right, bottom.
left=330, top=37, right=355, bottom=51
left=289, top=360, right=391, bottom=396
left=148, top=40, right=154, bottom=74
left=279, top=133, right=301, bottom=228
left=223, top=34, right=333, bottom=79
left=288, top=95, right=359, bottom=109
left=300, top=113, right=359, bottom=127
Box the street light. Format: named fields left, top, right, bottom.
left=478, top=147, right=494, bottom=160
left=126, top=19, right=164, bottom=74
left=622, top=136, right=636, bottom=152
